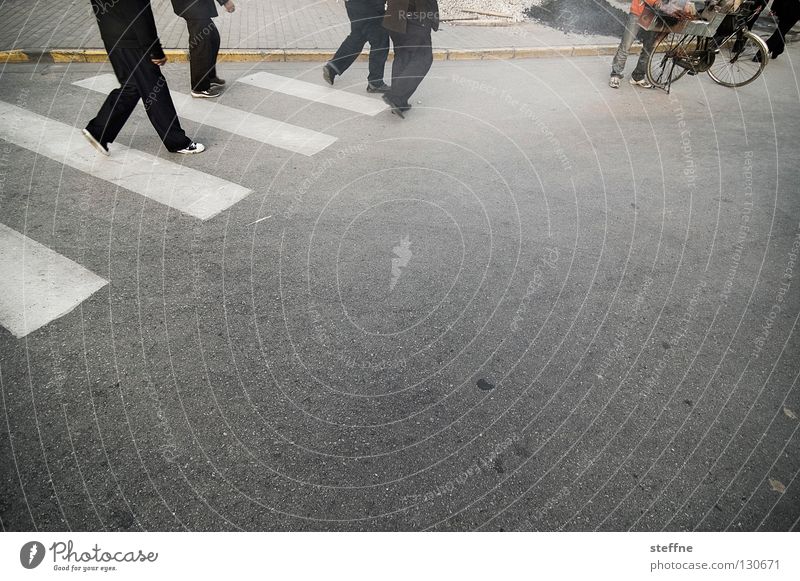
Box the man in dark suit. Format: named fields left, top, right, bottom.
left=382, top=0, right=439, bottom=118
left=764, top=0, right=800, bottom=58
left=324, top=1, right=391, bottom=93
left=170, top=0, right=236, bottom=98
left=83, top=0, right=203, bottom=155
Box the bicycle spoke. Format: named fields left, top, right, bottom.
left=708, top=30, right=767, bottom=87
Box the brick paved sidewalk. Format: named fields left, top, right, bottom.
left=1, top=0, right=795, bottom=57
left=0, top=0, right=620, bottom=52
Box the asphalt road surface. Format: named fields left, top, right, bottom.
left=1, top=49, right=799, bottom=532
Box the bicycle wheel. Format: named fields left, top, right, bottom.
left=646, top=33, right=698, bottom=89
left=707, top=29, right=768, bottom=87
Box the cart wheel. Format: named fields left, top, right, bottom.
left=707, top=30, right=768, bottom=87
left=646, top=33, right=695, bottom=89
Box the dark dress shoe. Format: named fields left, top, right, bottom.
left=322, top=64, right=336, bottom=85
left=367, top=81, right=390, bottom=93
left=382, top=94, right=405, bottom=118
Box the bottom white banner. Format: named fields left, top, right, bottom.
left=1, top=532, right=796, bottom=580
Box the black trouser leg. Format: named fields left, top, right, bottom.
left=210, top=18, right=221, bottom=80
left=330, top=1, right=388, bottom=82
left=389, top=31, right=410, bottom=97
left=87, top=48, right=190, bottom=152
left=387, top=22, right=433, bottom=106
left=86, top=56, right=141, bottom=147
left=745, top=0, right=769, bottom=30
left=186, top=17, right=219, bottom=91
left=365, top=25, right=389, bottom=83
left=766, top=4, right=800, bottom=57
left=364, top=6, right=389, bottom=83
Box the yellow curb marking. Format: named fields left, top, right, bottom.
left=5, top=46, right=625, bottom=64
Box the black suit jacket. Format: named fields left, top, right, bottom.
left=384, top=0, right=439, bottom=33
left=170, top=0, right=227, bottom=19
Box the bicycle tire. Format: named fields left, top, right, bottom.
left=646, top=33, right=697, bottom=89
left=707, top=30, right=768, bottom=87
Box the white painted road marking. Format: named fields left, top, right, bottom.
left=236, top=71, right=388, bottom=116
left=0, top=101, right=252, bottom=220
left=0, top=224, right=108, bottom=338
left=74, top=74, right=338, bottom=156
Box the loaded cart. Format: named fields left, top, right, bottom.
left=641, top=0, right=770, bottom=91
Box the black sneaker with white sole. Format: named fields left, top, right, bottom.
left=82, top=128, right=109, bottom=156
left=209, top=77, right=226, bottom=87
left=175, top=142, right=206, bottom=154
left=190, top=87, right=222, bottom=99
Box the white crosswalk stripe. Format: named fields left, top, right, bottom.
left=73, top=74, right=338, bottom=156
left=236, top=71, right=388, bottom=116
left=0, top=101, right=252, bottom=220
left=0, top=223, right=108, bottom=338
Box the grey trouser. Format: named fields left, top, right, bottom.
left=611, top=12, right=657, bottom=80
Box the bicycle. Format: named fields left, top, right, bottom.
left=645, top=0, right=770, bottom=92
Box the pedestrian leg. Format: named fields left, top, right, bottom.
left=745, top=0, right=769, bottom=30
left=328, top=2, right=371, bottom=76
left=122, top=50, right=191, bottom=152
left=365, top=12, right=390, bottom=84
left=208, top=19, right=221, bottom=81
left=387, top=23, right=432, bottom=107
left=631, top=30, right=657, bottom=81
left=766, top=2, right=800, bottom=57
left=186, top=18, right=215, bottom=92
left=388, top=30, right=410, bottom=94
left=85, top=50, right=143, bottom=147
left=611, top=13, right=640, bottom=79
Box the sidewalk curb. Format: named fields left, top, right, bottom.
left=1, top=46, right=623, bottom=64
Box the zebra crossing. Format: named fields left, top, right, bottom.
left=0, top=101, right=252, bottom=221
left=1, top=69, right=385, bottom=338
left=0, top=223, right=109, bottom=339
left=236, top=72, right=389, bottom=116
left=74, top=74, right=339, bottom=157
